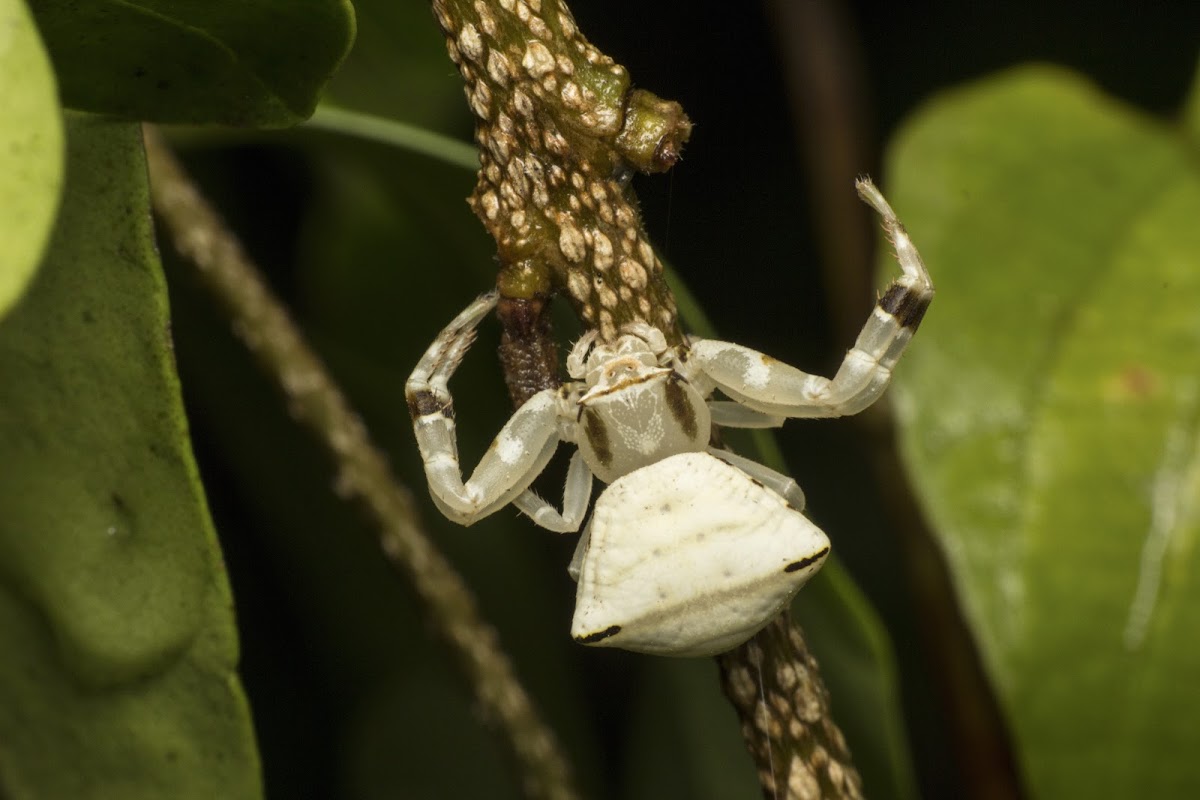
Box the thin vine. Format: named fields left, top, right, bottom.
left=144, top=128, right=580, bottom=800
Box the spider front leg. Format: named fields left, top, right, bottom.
left=687, top=177, right=933, bottom=419
left=406, top=291, right=570, bottom=527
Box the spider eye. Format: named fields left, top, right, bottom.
left=606, top=361, right=637, bottom=380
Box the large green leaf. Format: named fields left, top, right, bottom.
left=0, top=115, right=260, bottom=798
left=28, top=0, right=355, bottom=126
left=887, top=65, right=1200, bottom=797
left=0, top=0, right=63, bottom=321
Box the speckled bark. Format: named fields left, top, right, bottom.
left=717, top=613, right=865, bottom=800
left=430, top=0, right=691, bottom=347
left=430, top=3, right=863, bottom=799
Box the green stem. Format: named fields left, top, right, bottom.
left=305, top=104, right=479, bottom=171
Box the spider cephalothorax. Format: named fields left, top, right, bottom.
left=406, top=179, right=932, bottom=657
left=566, top=325, right=710, bottom=483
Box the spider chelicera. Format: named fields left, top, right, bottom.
left=406, top=178, right=932, bottom=656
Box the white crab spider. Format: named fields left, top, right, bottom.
left=406, top=179, right=932, bottom=657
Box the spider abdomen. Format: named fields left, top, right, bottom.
left=571, top=451, right=830, bottom=657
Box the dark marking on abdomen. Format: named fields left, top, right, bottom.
left=785, top=546, right=830, bottom=573
left=576, top=625, right=622, bottom=644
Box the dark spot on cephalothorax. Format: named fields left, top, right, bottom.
left=576, top=625, right=621, bottom=644
left=407, top=388, right=452, bottom=420
left=583, top=408, right=613, bottom=467
left=664, top=372, right=698, bottom=439
left=879, top=284, right=930, bottom=330
left=784, top=546, right=830, bottom=573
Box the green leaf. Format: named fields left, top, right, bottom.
left=1184, top=54, right=1200, bottom=146
left=887, top=65, right=1200, bottom=797
left=0, top=0, right=63, bottom=321
left=28, top=0, right=356, bottom=126
left=0, top=115, right=260, bottom=798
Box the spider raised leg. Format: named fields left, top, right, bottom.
left=406, top=291, right=584, bottom=529
left=685, top=178, right=933, bottom=419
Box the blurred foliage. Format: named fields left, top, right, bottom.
left=888, top=64, right=1200, bottom=797
left=3, top=0, right=1199, bottom=798
left=0, top=0, right=62, bottom=321
left=0, top=115, right=260, bottom=799
left=26, top=0, right=354, bottom=125
left=0, top=0, right=354, bottom=796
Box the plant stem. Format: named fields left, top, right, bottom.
left=430, top=0, right=690, bottom=346
left=305, top=104, right=479, bottom=170
left=143, top=127, right=580, bottom=800
left=717, top=614, right=865, bottom=800
left=426, top=2, right=865, bottom=798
